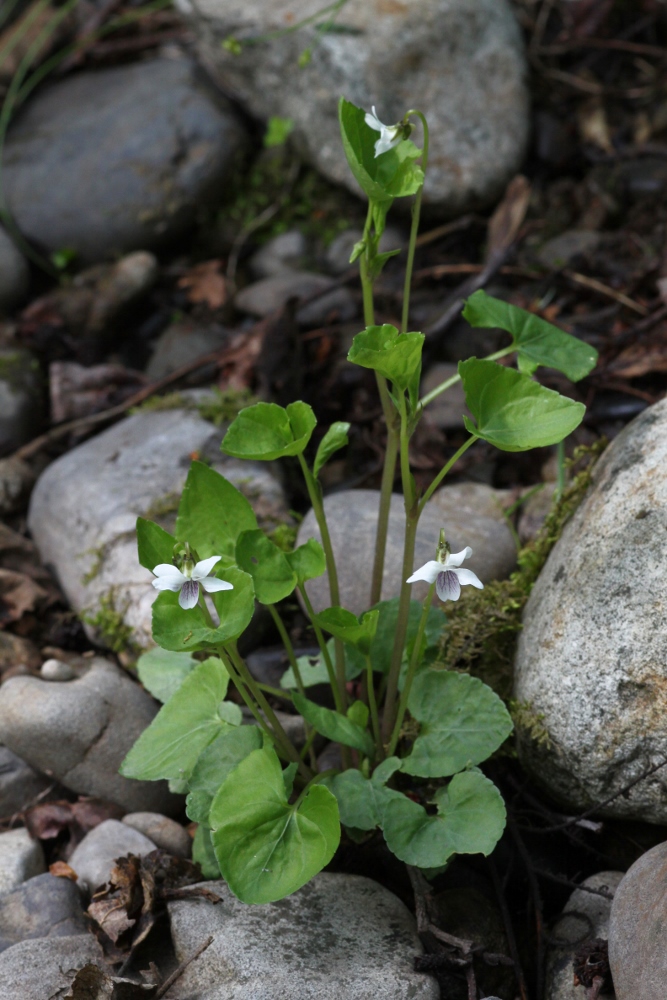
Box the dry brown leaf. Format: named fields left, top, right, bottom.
left=577, top=98, right=613, bottom=153
left=59, top=963, right=157, bottom=999
left=0, top=569, right=48, bottom=625
left=178, top=260, right=228, bottom=310
left=49, top=362, right=146, bottom=423
left=25, top=798, right=124, bottom=843
left=487, top=175, right=531, bottom=260
left=608, top=338, right=667, bottom=379
left=49, top=860, right=78, bottom=881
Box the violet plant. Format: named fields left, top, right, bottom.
left=120, top=99, right=598, bottom=904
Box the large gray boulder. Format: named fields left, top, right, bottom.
left=28, top=401, right=288, bottom=650
left=609, top=842, right=667, bottom=1000
left=0, top=934, right=103, bottom=999
left=0, top=873, right=87, bottom=952
left=514, top=399, right=667, bottom=822
left=0, top=657, right=179, bottom=815
left=168, top=873, right=438, bottom=998
left=297, top=484, right=516, bottom=615
left=175, top=0, right=529, bottom=216
left=3, top=55, right=247, bottom=263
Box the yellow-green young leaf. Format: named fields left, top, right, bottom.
left=186, top=725, right=262, bottom=825
left=401, top=670, right=513, bottom=779
left=286, top=538, right=326, bottom=584
left=176, top=461, right=257, bottom=564
left=120, top=657, right=241, bottom=783
left=151, top=566, right=255, bottom=653
left=382, top=770, right=506, bottom=868
left=235, top=529, right=297, bottom=605
left=463, top=290, right=598, bottom=382
left=313, top=422, right=350, bottom=477
left=293, top=693, right=375, bottom=757
left=137, top=518, right=175, bottom=571
left=459, top=358, right=585, bottom=452
left=210, top=746, right=340, bottom=903
left=313, top=606, right=379, bottom=655
left=347, top=325, right=424, bottom=393
left=221, top=401, right=316, bottom=461
left=338, top=98, right=424, bottom=202
left=136, top=647, right=197, bottom=703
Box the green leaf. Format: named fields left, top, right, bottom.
left=136, top=647, right=197, bottom=703
left=175, top=462, right=257, bottom=564
left=137, top=518, right=175, bottom=571
left=280, top=640, right=364, bottom=690
left=210, top=746, right=340, bottom=903
left=401, top=670, right=513, bottom=778
left=120, top=657, right=241, bottom=783
left=235, top=529, right=296, bottom=605
left=463, top=290, right=598, bottom=382
left=313, top=422, right=350, bottom=477
left=286, top=538, right=326, bottom=584
left=314, top=607, right=379, bottom=655
left=293, top=693, right=375, bottom=757
left=186, top=725, right=262, bottom=824
left=347, top=700, right=369, bottom=729
left=459, top=358, right=585, bottom=452
left=347, top=325, right=424, bottom=393
left=221, top=401, right=316, bottom=461
left=323, top=758, right=403, bottom=831
left=382, top=770, right=506, bottom=868
left=192, top=824, right=221, bottom=879
left=370, top=598, right=445, bottom=678
left=151, top=566, right=255, bottom=653
left=338, top=98, right=424, bottom=203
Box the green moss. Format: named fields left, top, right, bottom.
left=435, top=440, right=607, bottom=702
left=81, top=545, right=106, bottom=586
left=144, top=492, right=180, bottom=520
left=197, top=387, right=256, bottom=426
left=267, top=522, right=299, bottom=552
left=129, top=392, right=189, bottom=416
left=82, top=590, right=138, bottom=656
left=508, top=699, right=552, bottom=750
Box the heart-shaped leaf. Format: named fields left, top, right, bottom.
left=221, top=401, right=316, bottom=461
left=323, top=759, right=403, bottom=831
left=401, top=670, right=513, bottom=778
left=176, top=462, right=257, bottom=563
left=235, top=529, right=297, bottom=604
left=347, top=325, right=424, bottom=395
left=313, top=606, right=379, bottom=655
left=459, top=358, right=585, bottom=451
left=186, top=724, right=262, bottom=824
left=463, top=290, right=598, bottom=382
left=136, top=647, right=197, bottom=703
left=151, top=565, right=255, bottom=653
left=210, top=746, right=340, bottom=903
left=137, top=518, right=175, bottom=572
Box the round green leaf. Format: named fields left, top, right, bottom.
left=235, top=529, right=297, bottom=604
left=401, top=670, right=513, bottom=778
left=347, top=325, right=424, bottom=393
left=323, top=766, right=403, bottom=831
left=221, top=401, right=316, bottom=461
left=338, top=98, right=424, bottom=202
left=459, top=357, right=585, bottom=452
left=210, top=747, right=340, bottom=903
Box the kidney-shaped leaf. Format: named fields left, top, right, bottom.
left=176, top=461, right=257, bottom=563
left=323, top=761, right=403, bottom=831
left=210, top=746, right=340, bottom=903
left=151, top=566, right=255, bottom=653
left=382, top=770, right=506, bottom=868
left=120, top=657, right=240, bottom=783
left=347, top=325, right=424, bottom=392
left=463, top=290, right=598, bottom=382
left=459, top=357, right=585, bottom=452
left=221, top=401, right=316, bottom=461
left=235, top=529, right=296, bottom=605
left=401, top=670, right=513, bottom=778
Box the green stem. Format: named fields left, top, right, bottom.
left=418, top=436, right=478, bottom=514
left=381, top=513, right=419, bottom=744
left=387, top=580, right=436, bottom=757
left=418, top=346, right=515, bottom=408
left=365, top=654, right=383, bottom=760
left=266, top=603, right=317, bottom=770
left=401, top=110, right=430, bottom=335
left=556, top=438, right=567, bottom=499
left=298, top=585, right=344, bottom=712
left=297, top=453, right=347, bottom=711
left=216, top=646, right=275, bottom=745
left=369, top=431, right=398, bottom=605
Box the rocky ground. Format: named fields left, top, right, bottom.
left=0, top=0, right=666, bottom=997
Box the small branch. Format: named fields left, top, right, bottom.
left=154, top=935, right=214, bottom=999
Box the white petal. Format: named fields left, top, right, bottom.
left=152, top=563, right=186, bottom=583
left=192, top=555, right=222, bottom=580
left=152, top=577, right=182, bottom=592
left=446, top=547, right=473, bottom=568
left=453, top=567, right=484, bottom=590
left=374, top=131, right=398, bottom=156
left=179, top=579, right=200, bottom=609
left=201, top=578, right=234, bottom=593
left=436, top=570, right=461, bottom=602
left=406, top=560, right=441, bottom=585
left=364, top=108, right=382, bottom=132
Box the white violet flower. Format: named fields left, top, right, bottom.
left=407, top=545, right=483, bottom=603
left=152, top=555, right=233, bottom=610
left=364, top=106, right=404, bottom=157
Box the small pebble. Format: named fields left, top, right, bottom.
left=40, top=659, right=75, bottom=682
left=122, top=812, right=191, bottom=858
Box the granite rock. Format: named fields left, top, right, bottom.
left=0, top=746, right=51, bottom=819
left=609, top=842, right=667, bottom=1000
left=176, top=0, right=528, bottom=216
left=0, top=657, right=179, bottom=815
left=146, top=321, right=230, bottom=381
left=168, top=873, right=438, bottom=998
left=0, top=872, right=87, bottom=951
left=122, top=812, right=191, bottom=858
left=514, top=400, right=667, bottom=821
left=0, top=934, right=103, bottom=999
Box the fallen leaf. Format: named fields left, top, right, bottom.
left=178, top=260, right=228, bottom=310
left=0, top=569, right=49, bottom=625
left=49, top=362, right=146, bottom=423
left=58, top=963, right=157, bottom=999
left=25, top=798, right=124, bottom=844
left=487, top=175, right=531, bottom=260
left=49, top=861, right=78, bottom=881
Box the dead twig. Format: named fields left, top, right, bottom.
left=154, top=934, right=214, bottom=999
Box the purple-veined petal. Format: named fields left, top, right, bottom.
left=191, top=555, right=222, bottom=580
left=406, top=560, right=441, bottom=585
left=201, top=577, right=234, bottom=593
left=152, top=577, right=183, bottom=593
left=152, top=563, right=186, bottom=583
left=446, top=546, right=473, bottom=568
left=454, top=567, right=484, bottom=590
left=179, top=579, right=200, bottom=610
left=436, top=570, right=461, bottom=602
